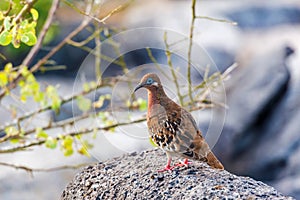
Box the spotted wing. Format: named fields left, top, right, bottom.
left=167, top=107, right=211, bottom=160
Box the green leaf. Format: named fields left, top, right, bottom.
left=0, top=30, right=12, bottom=46
left=30, top=8, right=39, bottom=21
left=0, top=12, right=3, bottom=21
left=77, top=95, right=91, bottom=112
left=126, top=100, right=131, bottom=107
left=21, top=34, right=29, bottom=43
left=20, top=19, right=28, bottom=28
left=83, top=82, right=90, bottom=92
left=5, top=126, right=18, bottom=136
left=104, top=120, right=115, bottom=132
left=35, top=128, right=48, bottom=139
left=10, top=138, right=19, bottom=144
left=93, top=94, right=111, bottom=108
left=149, top=137, right=158, bottom=147
left=3, top=17, right=11, bottom=30
left=0, top=72, right=8, bottom=87
left=89, top=81, right=97, bottom=89
left=26, top=74, right=36, bottom=83
left=45, top=137, right=57, bottom=149
left=20, top=66, right=30, bottom=77
left=30, top=81, right=40, bottom=93
left=83, top=81, right=97, bottom=92
left=63, top=148, right=74, bottom=156
left=46, top=85, right=61, bottom=114
left=62, top=136, right=73, bottom=148
left=77, top=138, right=94, bottom=157
left=78, top=146, right=91, bottom=157
left=34, top=91, right=46, bottom=104
left=20, top=83, right=33, bottom=103
left=81, top=139, right=94, bottom=149
left=22, top=32, right=37, bottom=46
left=137, top=98, right=147, bottom=111
left=51, top=96, right=61, bottom=114
left=61, top=135, right=74, bottom=156
left=4, top=63, right=13, bottom=73
left=46, top=85, right=55, bottom=94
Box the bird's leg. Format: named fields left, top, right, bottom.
left=174, top=159, right=192, bottom=168
left=158, top=153, right=174, bottom=172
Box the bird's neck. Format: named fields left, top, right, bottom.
left=147, top=87, right=167, bottom=114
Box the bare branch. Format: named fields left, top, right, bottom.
left=146, top=47, right=171, bottom=80
left=163, top=32, right=184, bottom=106
left=0, top=161, right=92, bottom=173
left=187, top=0, right=196, bottom=103
left=0, top=118, right=147, bottom=154
left=196, top=16, right=238, bottom=25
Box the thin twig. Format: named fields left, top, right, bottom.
left=0, top=161, right=92, bottom=173
left=163, top=32, right=184, bottom=106
left=196, top=16, right=238, bottom=25
left=145, top=47, right=171, bottom=79
left=94, top=23, right=102, bottom=81
left=3, top=0, right=13, bottom=16
left=63, top=0, right=131, bottom=25
left=67, top=27, right=102, bottom=47
left=187, top=0, right=196, bottom=103
left=0, top=117, right=147, bottom=153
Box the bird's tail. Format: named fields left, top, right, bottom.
left=206, top=151, right=224, bottom=170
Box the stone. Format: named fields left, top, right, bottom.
left=61, top=149, right=294, bottom=199
left=214, top=46, right=291, bottom=168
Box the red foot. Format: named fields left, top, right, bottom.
left=157, top=165, right=174, bottom=172
left=174, top=159, right=192, bottom=167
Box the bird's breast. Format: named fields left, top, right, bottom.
left=147, top=105, right=181, bottom=152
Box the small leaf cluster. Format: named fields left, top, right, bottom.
left=93, top=94, right=111, bottom=109
left=77, top=95, right=92, bottom=112
left=0, top=63, right=62, bottom=113
left=5, top=126, right=24, bottom=144
left=19, top=66, right=62, bottom=113
left=98, top=111, right=116, bottom=132
left=126, top=97, right=147, bottom=111
left=0, top=63, right=18, bottom=90
left=0, top=2, right=38, bottom=48
left=35, top=128, right=93, bottom=157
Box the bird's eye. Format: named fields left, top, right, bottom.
left=146, top=78, right=153, bottom=85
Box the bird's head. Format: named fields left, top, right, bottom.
left=134, top=73, right=161, bottom=92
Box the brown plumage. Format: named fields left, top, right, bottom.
left=134, top=73, right=224, bottom=171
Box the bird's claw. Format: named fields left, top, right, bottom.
left=157, top=165, right=174, bottom=172
left=174, top=159, right=192, bottom=168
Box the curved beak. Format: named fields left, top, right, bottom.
left=134, top=83, right=145, bottom=92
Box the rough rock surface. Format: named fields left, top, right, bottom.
left=61, top=149, right=294, bottom=199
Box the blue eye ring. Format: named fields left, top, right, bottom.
left=146, top=78, right=153, bottom=85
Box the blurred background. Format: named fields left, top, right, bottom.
left=0, top=0, right=300, bottom=199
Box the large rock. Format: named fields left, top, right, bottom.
left=61, top=149, right=294, bottom=199
left=213, top=45, right=300, bottom=197
left=237, top=46, right=300, bottom=197
left=215, top=46, right=291, bottom=167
